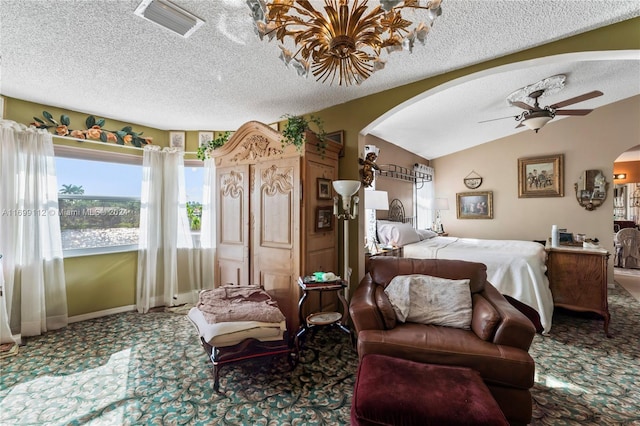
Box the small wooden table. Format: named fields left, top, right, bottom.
left=295, top=279, right=350, bottom=350
left=365, top=246, right=403, bottom=273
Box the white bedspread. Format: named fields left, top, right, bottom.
left=403, top=237, right=554, bottom=333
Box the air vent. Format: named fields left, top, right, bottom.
left=134, top=0, right=204, bottom=38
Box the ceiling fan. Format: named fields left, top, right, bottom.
left=481, top=88, right=604, bottom=133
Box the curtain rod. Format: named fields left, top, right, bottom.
left=53, top=134, right=198, bottom=155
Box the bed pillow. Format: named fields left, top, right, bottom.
left=384, top=274, right=472, bottom=329
left=377, top=221, right=421, bottom=246
left=416, top=229, right=438, bottom=240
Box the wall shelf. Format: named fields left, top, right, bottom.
left=376, top=164, right=432, bottom=188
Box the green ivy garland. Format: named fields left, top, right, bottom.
left=281, top=114, right=327, bottom=156
left=197, top=131, right=231, bottom=160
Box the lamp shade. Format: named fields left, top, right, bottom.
left=522, top=113, right=553, bottom=132
left=333, top=180, right=361, bottom=197
left=365, top=190, right=389, bottom=210
left=434, top=198, right=449, bottom=210
left=427, top=198, right=449, bottom=210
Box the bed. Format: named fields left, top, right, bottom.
left=376, top=200, right=554, bottom=334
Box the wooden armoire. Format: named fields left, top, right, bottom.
left=209, top=121, right=342, bottom=333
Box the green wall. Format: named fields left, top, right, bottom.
left=3, top=17, right=638, bottom=316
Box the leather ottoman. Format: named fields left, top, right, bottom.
left=351, top=354, right=509, bottom=426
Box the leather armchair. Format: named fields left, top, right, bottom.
left=349, top=257, right=536, bottom=425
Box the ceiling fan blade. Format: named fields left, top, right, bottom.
left=549, top=90, right=603, bottom=109
left=555, top=109, right=593, bottom=116
left=478, top=115, right=517, bottom=124
left=511, top=101, right=534, bottom=110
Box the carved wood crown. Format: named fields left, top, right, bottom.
left=232, top=134, right=284, bottom=162
left=262, top=164, right=293, bottom=196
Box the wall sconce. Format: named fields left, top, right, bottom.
left=333, top=180, right=361, bottom=300
left=613, top=173, right=627, bottom=180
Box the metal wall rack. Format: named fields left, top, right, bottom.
left=376, top=164, right=432, bottom=188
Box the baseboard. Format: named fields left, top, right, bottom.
left=69, top=305, right=135, bottom=323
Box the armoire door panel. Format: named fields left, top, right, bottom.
left=216, top=165, right=250, bottom=286
left=252, top=157, right=300, bottom=332
left=260, top=191, right=293, bottom=247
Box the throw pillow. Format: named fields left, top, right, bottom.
left=384, top=274, right=472, bottom=329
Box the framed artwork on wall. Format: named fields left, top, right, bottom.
left=518, top=154, right=564, bottom=198
left=169, top=131, right=185, bottom=150
left=457, top=191, right=493, bottom=219
left=315, top=206, right=334, bottom=232
left=317, top=178, right=332, bottom=200
left=198, top=131, right=214, bottom=147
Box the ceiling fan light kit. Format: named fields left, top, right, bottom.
left=521, top=110, right=555, bottom=133
left=246, top=0, right=444, bottom=86
left=484, top=74, right=604, bottom=134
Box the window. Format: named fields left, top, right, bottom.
left=55, top=156, right=142, bottom=255
left=184, top=164, right=204, bottom=247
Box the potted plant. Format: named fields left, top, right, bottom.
left=280, top=114, right=327, bottom=156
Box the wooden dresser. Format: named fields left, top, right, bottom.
left=545, top=245, right=611, bottom=337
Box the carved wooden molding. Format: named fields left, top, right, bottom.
left=262, top=164, right=293, bottom=196
left=221, top=170, right=243, bottom=198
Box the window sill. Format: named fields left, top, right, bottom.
left=63, top=244, right=138, bottom=258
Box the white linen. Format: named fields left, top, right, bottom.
left=187, top=307, right=285, bottom=347
left=403, top=236, right=554, bottom=333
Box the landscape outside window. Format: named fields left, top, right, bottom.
left=55, top=157, right=204, bottom=253
left=56, top=157, right=142, bottom=252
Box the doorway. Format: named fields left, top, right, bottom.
left=612, top=144, right=640, bottom=302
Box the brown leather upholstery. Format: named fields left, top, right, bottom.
left=349, top=257, right=536, bottom=425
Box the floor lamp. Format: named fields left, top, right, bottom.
left=333, top=180, right=361, bottom=301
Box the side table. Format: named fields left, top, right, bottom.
left=295, top=279, right=350, bottom=351
left=365, top=246, right=403, bottom=274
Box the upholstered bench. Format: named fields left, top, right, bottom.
left=351, top=354, right=509, bottom=426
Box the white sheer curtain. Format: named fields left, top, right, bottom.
left=0, top=120, right=68, bottom=339
left=136, top=146, right=196, bottom=313
left=198, top=158, right=217, bottom=288
left=415, top=164, right=435, bottom=229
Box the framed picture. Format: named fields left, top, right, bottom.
left=518, top=154, right=564, bottom=198
left=315, top=206, right=334, bottom=232
left=198, top=131, right=214, bottom=147
left=317, top=178, right=332, bottom=200
left=326, top=130, right=344, bottom=157
left=457, top=191, right=493, bottom=219
left=169, top=131, right=185, bottom=150
left=326, top=130, right=344, bottom=145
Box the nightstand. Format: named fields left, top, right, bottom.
left=365, top=246, right=403, bottom=273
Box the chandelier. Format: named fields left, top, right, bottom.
left=247, top=0, right=444, bottom=86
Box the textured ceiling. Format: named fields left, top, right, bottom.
left=1, top=0, right=639, bottom=158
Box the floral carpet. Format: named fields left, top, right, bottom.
left=1, top=284, right=639, bottom=425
